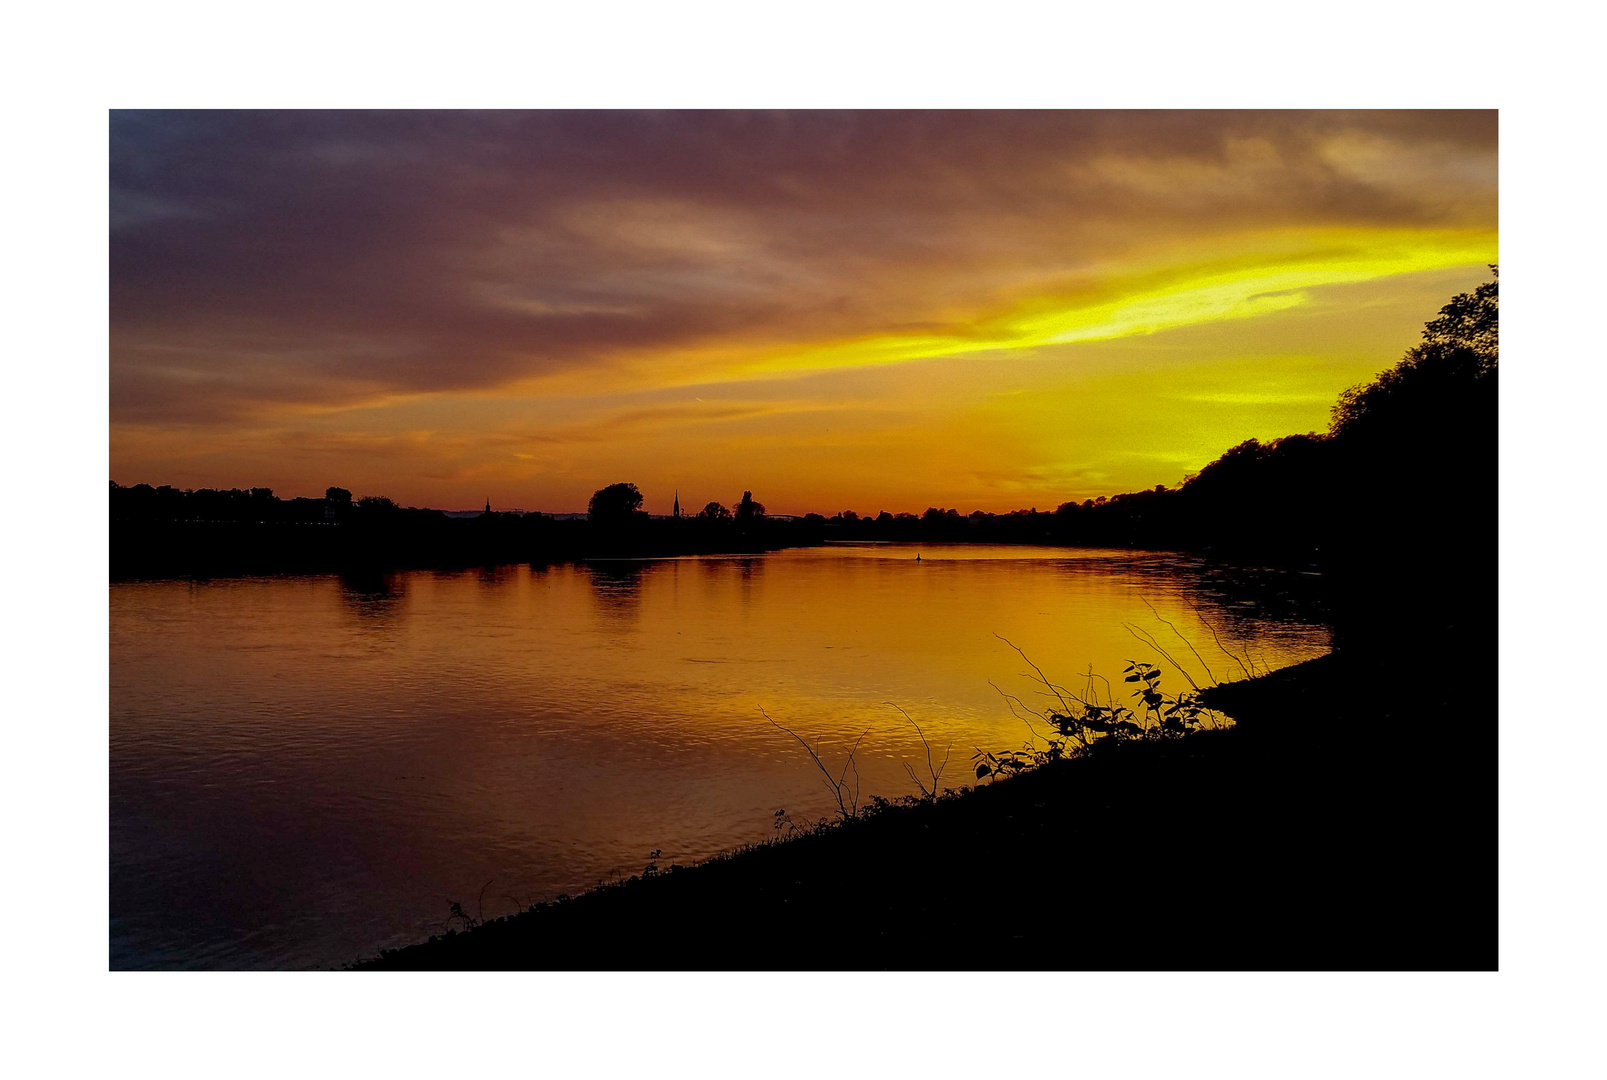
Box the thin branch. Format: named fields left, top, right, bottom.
left=1179, top=595, right=1255, bottom=682
left=1122, top=623, right=1201, bottom=692
left=761, top=708, right=868, bottom=821
left=995, top=633, right=1077, bottom=716
left=989, top=680, right=1052, bottom=744
left=1138, top=595, right=1218, bottom=686
left=886, top=702, right=952, bottom=800
left=1084, top=666, right=1116, bottom=710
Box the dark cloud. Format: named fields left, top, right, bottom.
left=111, top=110, right=1497, bottom=424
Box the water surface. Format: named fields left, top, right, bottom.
left=110, top=545, right=1329, bottom=968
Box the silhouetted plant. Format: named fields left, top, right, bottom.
left=886, top=702, right=952, bottom=802
left=444, top=901, right=480, bottom=931
left=772, top=808, right=822, bottom=837
left=439, top=878, right=495, bottom=933
left=975, top=637, right=1226, bottom=782
left=761, top=710, right=869, bottom=821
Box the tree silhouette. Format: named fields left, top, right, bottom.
left=734, top=491, right=766, bottom=523
left=699, top=501, right=732, bottom=520
left=588, top=482, right=645, bottom=521
left=356, top=495, right=398, bottom=515
left=1422, top=264, right=1498, bottom=359
left=1331, top=266, right=1497, bottom=439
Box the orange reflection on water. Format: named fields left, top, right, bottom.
left=110, top=545, right=1328, bottom=968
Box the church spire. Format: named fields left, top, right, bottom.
left=673, top=489, right=681, bottom=519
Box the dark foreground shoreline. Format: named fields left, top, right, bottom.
left=355, top=642, right=1495, bottom=971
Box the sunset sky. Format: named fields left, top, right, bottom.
left=110, top=110, right=1497, bottom=514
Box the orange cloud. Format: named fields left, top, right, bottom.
left=111, top=111, right=1497, bottom=512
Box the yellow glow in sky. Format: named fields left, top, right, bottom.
left=725, top=227, right=1494, bottom=378
left=110, top=111, right=1498, bottom=513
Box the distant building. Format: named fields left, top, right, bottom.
left=323, top=486, right=352, bottom=522
left=673, top=490, right=681, bottom=519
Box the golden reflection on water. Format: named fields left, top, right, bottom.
left=110, top=545, right=1328, bottom=968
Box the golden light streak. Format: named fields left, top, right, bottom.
left=727, top=227, right=1496, bottom=379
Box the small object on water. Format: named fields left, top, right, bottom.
left=915, top=554, right=921, bottom=561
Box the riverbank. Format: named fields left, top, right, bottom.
left=356, top=642, right=1495, bottom=971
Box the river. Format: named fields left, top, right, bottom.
left=110, top=544, right=1329, bottom=968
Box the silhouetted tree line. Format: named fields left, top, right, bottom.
left=109, top=477, right=821, bottom=578
left=110, top=483, right=441, bottom=525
